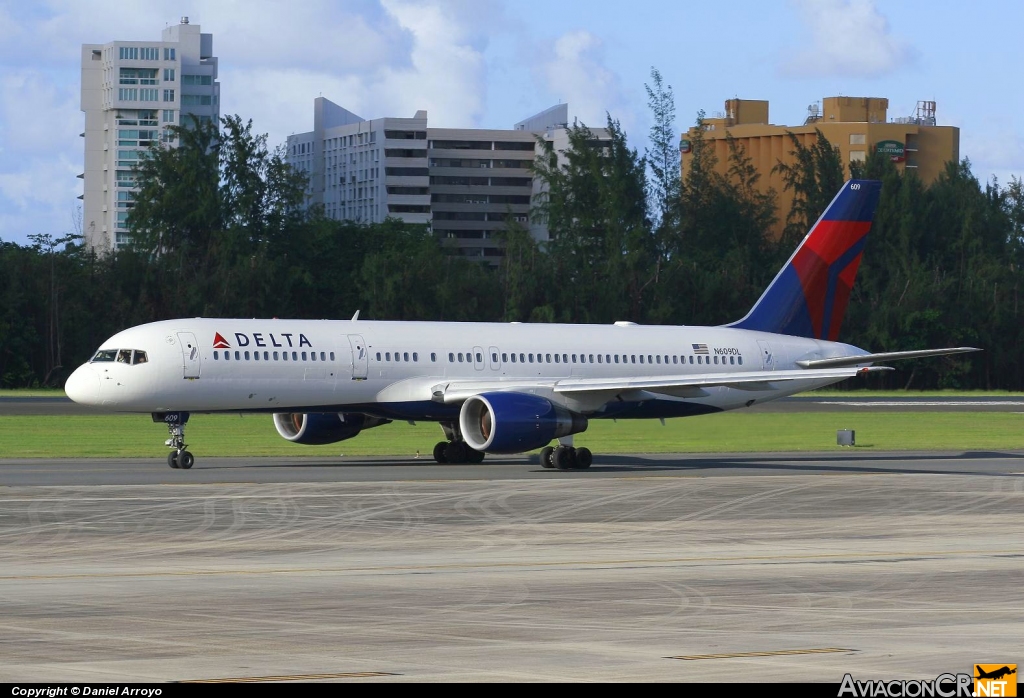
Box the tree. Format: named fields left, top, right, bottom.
left=645, top=67, right=680, bottom=233
left=772, top=130, right=845, bottom=247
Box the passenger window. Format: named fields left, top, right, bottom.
left=117, top=349, right=132, bottom=364
left=738, top=356, right=743, bottom=365
left=492, top=352, right=498, bottom=362
left=282, top=352, right=287, bottom=361
left=639, top=355, right=644, bottom=364
left=546, top=353, right=551, bottom=363
left=322, top=352, right=327, bottom=361
left=554, top=354, right=560, bottom=363
left=448, top=352, right=454, bottom=362
left=254, top=352, right=260, bottom=361
left=597, top=355, right=603, bottom=363
left=730, top=356, right=735, bottom=364
left=213, top=351, right=219, bottom=360
left=529, top=354, right=534, bottom=363
left=412, top=352, right=418, bottom=362
left=614, top=355, right=619, bottom=364
left=301, top=352, right=306, bottom=361
left=235, top=351, right=240, bottom=360
left=689, top=356, right=694, bottom=364
left=631, top=355, right=636, bottom=364
left=589, top=354, right=595, bottom=363
left=224, top=352, right=230, bottom=361
left=431, top=353, right=437, bottom=362
left=309, top=352, right=315, bottom=362
left=562, top=354, right=568, bottom=363
left=386, top=352, right=391, bottom=361
left=714, top=356, right=719, bottom=364
left=244, top=351, right=250, bottom=360
left=519, top=353, right=525, bottom=363
left=572, top=354, right=578, bottom=363
left=648, top=355, right=653, bottom=364
left=274, top=351, right=279, bottom=360
left=672, top=356, right=677, bottom=364
left=376, top=352, right=382, bottom=361
left=502, top=353, right=508, bottom=362
left=510, top=353, right=517, bottom=363
left=476, top=352, right=482, bottom=362
left=292, top=351, right=298, bottom=361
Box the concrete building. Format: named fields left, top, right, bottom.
left=81, top=17, right=220, bottom=252
left=287, top=100, right=607, bottom=260
left=680, top=96, right=960, bottom=238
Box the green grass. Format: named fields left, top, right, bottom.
left=2, top=412, right=1023, bottom=458
left=0, top=388, right=67, bottom=397
left=797, top=389, right=1024, bottom=397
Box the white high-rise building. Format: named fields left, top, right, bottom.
left=81, top=17, right=220, bottom=252
left=287, top=100, right=609, bottom=261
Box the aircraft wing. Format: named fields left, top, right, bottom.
left=795, top=347, right=980, bottom=369
left=431, top=366, right=892, bottom=404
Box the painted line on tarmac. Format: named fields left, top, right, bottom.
left=824, top=401, right=1024, bottom=407
left=668, top=647, right=855, bottom=660
left=181, top=671, right=399, bottom=683
left=3, top=548, right=1022, bottom=582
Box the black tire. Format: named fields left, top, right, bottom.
left=444, top=441, right=466, bottom=464
left=433, top=441, right=448, bottom=464
left=177, top=451, right=195, bottom=470
left=540, top=446, right=554, bottom=469
left=467, top=447, right=485, bottom=463
left=575, top=447, right=592, bottom=469
left=554, top=446, right=573, bottom=470
left=167, top=451, right=179, bottom=469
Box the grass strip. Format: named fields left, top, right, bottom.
left=1, top=412, right=1022, bottom=458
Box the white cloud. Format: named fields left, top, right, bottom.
left=535, top=29, right=633, bottom=130
left=780, top=0, right=915, bottom=78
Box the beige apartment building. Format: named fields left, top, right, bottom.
left=680, top=96, right=960, bottom=238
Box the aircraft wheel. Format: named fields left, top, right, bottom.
left=553, top=446, right=574, bottom=470
left=444, top=441, right=467, bottom=464
left=540, top=446, right=554, bottom=469
left=433, top=441, right=448, bottom=464
left=177, top=450, right=195, bottom=470
left=467, top=447, right=485, bottom=463
left=167, top=452, right=180, bottom=469
left=575, top=447, right=592, bottom=469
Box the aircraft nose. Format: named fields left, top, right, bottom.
left=65, top=365, right=100, bottom=405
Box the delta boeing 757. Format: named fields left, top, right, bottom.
left=65, top=180, right=977, bottom=469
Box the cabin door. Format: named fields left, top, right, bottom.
left=348, top=335, right=368, bottom=380
left=177, top=332, right=201, bottom=379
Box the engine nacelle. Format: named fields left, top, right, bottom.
left=459, top=392, right=588, bottom=454
left=273, top=412, right=390, bottom=445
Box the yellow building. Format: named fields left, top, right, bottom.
left=680, top=96, right=960, bottom=238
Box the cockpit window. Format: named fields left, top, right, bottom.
left=91, top=349, right=149, bottom=364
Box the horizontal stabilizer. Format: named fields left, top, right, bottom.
left=795, top=347, right=981, bottom=369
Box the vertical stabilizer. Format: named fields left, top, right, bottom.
left=729, top=179, right=881, bottom=340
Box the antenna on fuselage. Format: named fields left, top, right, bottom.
left=351, top=310, right=360, bottom=321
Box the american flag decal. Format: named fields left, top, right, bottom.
left=692, top=343, right=709, bottom=355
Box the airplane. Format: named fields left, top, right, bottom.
left=975, top=666, right=1016, bottom=681
left=65, top=179, right=979, bottom=470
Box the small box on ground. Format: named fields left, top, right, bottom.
left=837, top=429, right=855, bottom=446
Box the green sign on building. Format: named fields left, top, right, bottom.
left=875, top=139, right=905, bottom=162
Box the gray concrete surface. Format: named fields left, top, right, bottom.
left=1, top=453, right=1022, bottom=682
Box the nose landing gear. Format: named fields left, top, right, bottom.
left=154, top=412, right=194, bottom=469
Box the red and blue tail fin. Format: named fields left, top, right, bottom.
left=729, top=179, right=881, bottom=340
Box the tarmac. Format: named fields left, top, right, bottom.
left=1, top=450, right=1023, bottom=682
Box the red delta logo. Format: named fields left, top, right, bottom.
left=213, top=333, right=231, bottom=349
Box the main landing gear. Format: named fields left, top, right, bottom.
left=540, top=445, right=592, bottom=470
left=154, top=412, right=194, bottom=469
left=432, top=421, right=485, bottom=464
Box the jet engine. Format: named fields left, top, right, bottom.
left=459, top=392, right=588, bottom=454
left=273, top=412, right=390, bottom=445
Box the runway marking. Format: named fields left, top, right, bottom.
left=0, top=493, right=445, bottom=503
left=180, top=671, right=398, bottom=683
left=668, top=647, right=855, bottom=661
left=2, top=548, right=1021, bottom=582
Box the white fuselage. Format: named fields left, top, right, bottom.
left=65, top=318, right=865, bottom=420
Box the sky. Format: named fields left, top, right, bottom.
left=1, top=0, right=1022, bottom=246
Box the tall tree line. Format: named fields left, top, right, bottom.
left=2, top=76, right=1023, bottom=389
